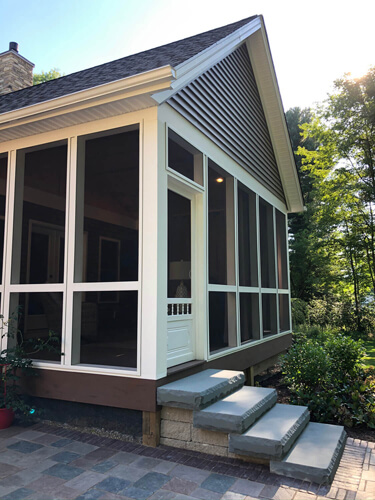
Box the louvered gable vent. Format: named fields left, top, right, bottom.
left=168, top=44, right=285, bottom=202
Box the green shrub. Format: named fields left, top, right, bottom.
left=282, top=339, right=330, bottom=390
left=291, top=298, right=308, bottom=326
left=281, top=333, right=375, bottom=427
left=324, top=333, right=365, bottom=381
left=293, top=323, right=326, bottom=340
left=291, top=296, right=375, bottom=338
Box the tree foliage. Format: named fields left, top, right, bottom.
left=287, top=68, right=375, bottom=334
left=33, top=68, right=62, bottom=85
left=286, top=108, right=331, bottom=301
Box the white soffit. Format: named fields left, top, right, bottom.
left=0, top=95, right=155, bottom=143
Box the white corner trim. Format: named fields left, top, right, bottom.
left=0, top=65, right=176, bottom=128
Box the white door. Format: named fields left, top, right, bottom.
left=167, top=188, right=195, bottom=367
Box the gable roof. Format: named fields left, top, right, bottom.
left=0, top=16, right=256, bottom=114
left=0, top=15, right=303, bottom=213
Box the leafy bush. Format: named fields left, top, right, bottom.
left=291, top=298, right=308, bottom=326
left=282, top=339, right=330, bottom=390
left=325, top=334, right=365, bottom=380
left=306, top=299, right=343, bottom=328
left=281, top=332, right=375, bottom=427
left=1, top=313, right=62, bottom=417
left=291, top=296, right=375, bottom=339
left=293, top=323, right=325, bottom=340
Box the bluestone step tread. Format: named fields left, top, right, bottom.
left=193, top=386, right=277, bottom=434
left=270, top=422, right=347, bottom=485
left=157, top=369, right=245, bottom=410
left=229, top=404, right=310, bottom=459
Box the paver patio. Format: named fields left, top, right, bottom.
left=0, top=423, right=373, bottom=499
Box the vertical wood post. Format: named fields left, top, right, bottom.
left=244, top=366, right=255, bottom=386
left=142, top=410, right=161, bottom=447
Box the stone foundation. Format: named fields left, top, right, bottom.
left=160, top=407, right=228, bottom=456
left=160, top=406, right=268, bottom=463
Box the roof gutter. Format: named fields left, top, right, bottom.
left=0, top=65, right=176, bottom=129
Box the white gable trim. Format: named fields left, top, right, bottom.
left=152, top=16, right=303, bottom=213
left=246, top=18, right=303, bottom=213
left=152, top=17, right=262, bottom=104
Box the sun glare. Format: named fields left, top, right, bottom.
left=346, top=62, right=372, bottom=80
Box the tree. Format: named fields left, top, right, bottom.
left=285, top=108, right=328, bottom=302
left=297, top=67, right=375, bottom=332
left=33, top=68, right=63, bottom=85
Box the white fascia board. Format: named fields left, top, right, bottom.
left=0, top=65, right=176, bottom=128
left=246, top=18, right=303, bottom=213
left=152, top=16, right=262, bottom=104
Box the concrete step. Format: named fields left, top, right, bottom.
left=270, top=422, right=347, bottom=485
left=157, top=369, right=245, bottom=410
left=193, top=386, right=277, bottom=434
left=229, top=404, right=310, bottom=459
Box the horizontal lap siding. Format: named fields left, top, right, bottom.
left=168, top=44, right=285, bottom=201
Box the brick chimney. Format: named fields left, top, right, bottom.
left=0, top=42, right=34, bottom=95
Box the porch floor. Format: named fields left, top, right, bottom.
left=0, top=422, right=372, bottom=500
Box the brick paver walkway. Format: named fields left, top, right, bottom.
left=0, top=423, right=373, bottom=499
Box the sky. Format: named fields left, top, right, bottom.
left=0, top=0, right=374, bottom=111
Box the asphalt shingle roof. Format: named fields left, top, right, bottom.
left=0, top=16, right=257, bottom=115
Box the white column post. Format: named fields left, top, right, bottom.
left=140, top=110, right=167, bottom=379
left=256, top=194, right=263, bottom=339
left=194, top=155, right=207, bottom=360
left=225, top=177, right=236, bottom=347
left=1, top=150, right=16, bottom=350
left=10, top=150, right=24, bottom=286
left=65, top=136, right=79, bottom=366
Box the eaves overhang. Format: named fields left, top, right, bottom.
left=0, top=65, right=176, bottom=143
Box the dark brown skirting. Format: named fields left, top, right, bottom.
left=22, top=370, right=158, bottom=412
left=23, top=334, right=292, bottom=412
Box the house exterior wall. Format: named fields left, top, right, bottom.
left=159, top=103, right=291, bottom=371
left=0, top=108, right=165, bottom=385
left=0, top=92, right=292, bottom=411
left=23, top=332, right=291, bottom=411
left=167, top=44, right=284, bottom=202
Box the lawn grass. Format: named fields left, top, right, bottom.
left=363, top=339, right=375, bottom=368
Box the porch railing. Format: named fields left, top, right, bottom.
left=167, top=298, right=192, bottom=317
